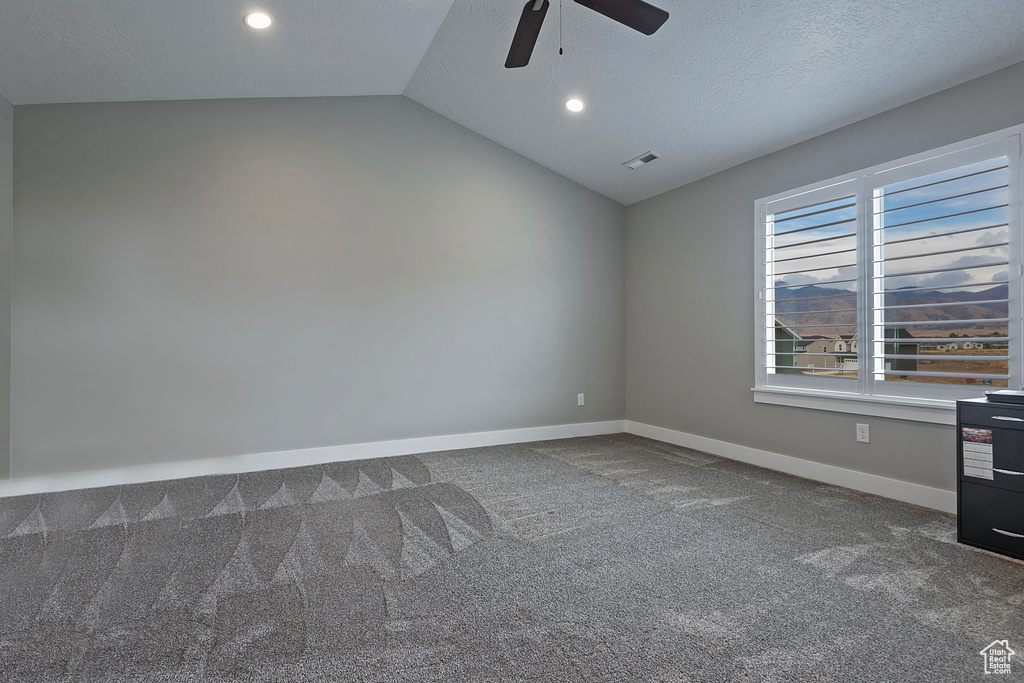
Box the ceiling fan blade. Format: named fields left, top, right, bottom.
left=573, top=0, right=669, bottom=35
left=505, top=0, right=550, bottom=68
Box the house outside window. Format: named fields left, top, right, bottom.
left=755, top=127, right=1023, bottom=423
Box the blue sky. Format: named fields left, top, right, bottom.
left=769, top=157, right=1009, bottom=328
left=770, top=157, right=1009, bottom=292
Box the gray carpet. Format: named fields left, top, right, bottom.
left=0, top=433, right=1020, bottom=681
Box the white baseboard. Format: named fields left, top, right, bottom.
left=0, top=420, right=627, bottom=499
left=625, top=420, right=957, bottom=514
left=0, top=418, right=957, bottom=514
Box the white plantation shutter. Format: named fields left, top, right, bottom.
left=756, top=131, right=1023, bottom=405
left=763, top=183, right=859, bottom=389
left=871, top=154, right=1013, bottom=389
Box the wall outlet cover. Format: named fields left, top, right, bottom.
left=856, top=423, right=869, bottom=443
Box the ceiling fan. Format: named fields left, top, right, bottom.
left=505, top=0, right=669, bottom=68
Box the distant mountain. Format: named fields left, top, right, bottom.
left=886, top=284, right=1008, bottom=304
left=775, top=283, right=1007, bottom=303
left=773, top=284, right=1009, bottom=337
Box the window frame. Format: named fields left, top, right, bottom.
left=753, top=126, right=1024, bottom=425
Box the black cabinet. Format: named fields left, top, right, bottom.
left=957, top=398, right=1024, bottom=561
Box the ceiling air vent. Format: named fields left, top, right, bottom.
left=623, top=151, right=660, bottom=170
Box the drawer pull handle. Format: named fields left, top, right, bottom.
left=993, top=528, right=1024, bottom=539
left=993, top=468, right=1024, bottom=476
left=992, top=416, right=1024, bottom=422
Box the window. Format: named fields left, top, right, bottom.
left=755, top=129, right=1022, bottom=422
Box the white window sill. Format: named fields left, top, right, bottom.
left=752, top=386, right=956, bottom=425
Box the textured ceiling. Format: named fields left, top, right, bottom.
left=0, top=0, right=1021, bottom=204
left=0, top=0, right=456, bottom=104
left=406, top=0, right=1024, bottom=204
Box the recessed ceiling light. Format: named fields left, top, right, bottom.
left=244, top=12, right=273, bottom=30
left=565, top=98, right=585, bottom=113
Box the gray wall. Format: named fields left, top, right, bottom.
left=625, top=63, right=1024, bottom=492
left=0, top=94, right=11, bottom=478
left=13, top=96, right=626, bottom=477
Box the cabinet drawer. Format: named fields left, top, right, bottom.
left=959, top=403, right=1024, bottom=431
left=959, top=481, right=1024, bottom=560
left=960, top=425, right=1024, bottom=493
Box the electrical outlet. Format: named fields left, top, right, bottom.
left=578, top=393, right=585, bottom=406
left=856, top=423, right=869, bottom=443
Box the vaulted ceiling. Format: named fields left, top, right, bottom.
left=0, top=0, right=1021, bottom=204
